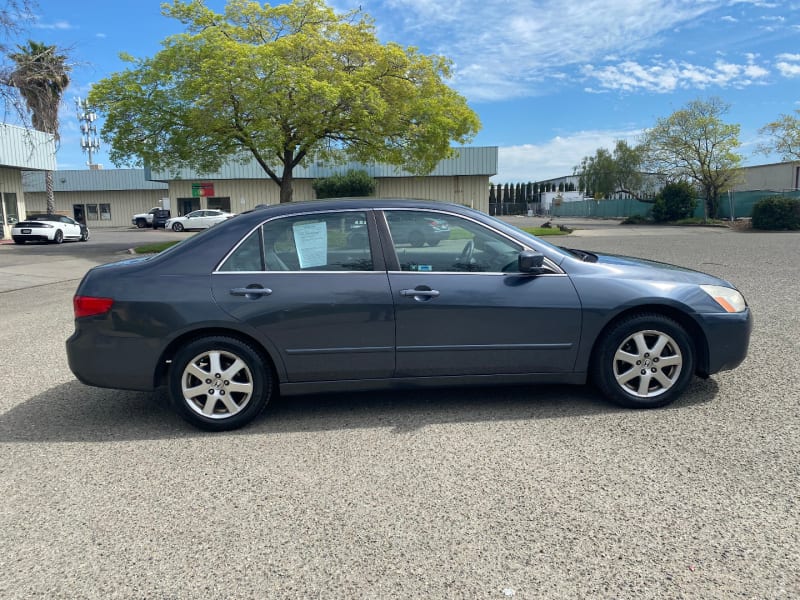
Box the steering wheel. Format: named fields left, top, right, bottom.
left=458, top=240, right=475, bottom=264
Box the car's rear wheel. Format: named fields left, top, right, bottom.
left=172, top=222, right=184, bottom=232
left=427, top=239, right=440, bottom=246
left=592, top=313, right=694, bottom=408
left=168, top=336, right=272, bottom=431
left=13, top=238, right=24, bottom=244
left=53, top=230, right=63, bottom=244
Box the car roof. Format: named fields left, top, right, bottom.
left=237, top=197, right=474, bottom=224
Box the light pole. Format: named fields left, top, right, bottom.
left=75, top=97, right=101, bottom=168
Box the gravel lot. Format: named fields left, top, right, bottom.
left=0, top=225, right=797, bottom=599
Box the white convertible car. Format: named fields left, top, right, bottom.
left=12, top=214, right=90, bottom=244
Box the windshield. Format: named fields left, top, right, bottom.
left=477, top=212, right=574, bottom=260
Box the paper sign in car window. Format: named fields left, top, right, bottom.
left=293, top=221, right=328, bottom=268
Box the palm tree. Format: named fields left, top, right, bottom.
left=9, top=40, right=70, bottom=214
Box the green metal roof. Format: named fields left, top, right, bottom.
left=0, top=124, right=56, bottom=171
left=22, top=168, right=168, bottom=192
left=146, top=146, right=498, bottom=181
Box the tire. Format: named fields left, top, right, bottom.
left=13, top=238, right=24, bottom=244
left=172, top=222, right=184, bottom=232
left=136, top=219, right=147, bottom=228
left=80, top=230, right=90, bottom=242
left=591, top=313, right=694, bottom=409
left=427, top=239, right=440, bottom=247
left=408, top=230, right=425, bottom=247
left=168, top=336, right=272, bottom=431
left=53, top=230, right=63, bottom=244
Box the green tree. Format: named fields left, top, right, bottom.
left=89, top=0, right=480, bottom=203
left=8, top=40, right=70, bottom=214
left=575, top=140, right=643, bottom=200
left=312, top=169, right=375, bottom=199
left=642, top=97, right=742, bottom=220
left=758, top=110, right=800, bottom=162
left=651, top=181, right=697, bottom=223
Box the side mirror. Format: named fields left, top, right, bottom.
left=518, top=250, right=546, bottom=274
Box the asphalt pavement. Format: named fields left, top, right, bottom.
left=0, top=221, right=798, bottom=599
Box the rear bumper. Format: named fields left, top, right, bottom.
left=66, top=326, right=163, bottom=391
left=698, top=308, right=752, bottom=376
left=13, top=234, right=52, bottom=242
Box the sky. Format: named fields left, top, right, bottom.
left=8, top=0, right=800, bottom=182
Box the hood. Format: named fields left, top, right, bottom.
left=586, top=251, right=734, bottom=287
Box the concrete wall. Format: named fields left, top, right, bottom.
left=24, top=189, right=170, bottom=227
left=1, top=167, right=27, bottom=238
left=165, top=175, right=490, bottom=215
left=736, top=162, right=800, bottom=192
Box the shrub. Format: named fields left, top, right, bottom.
left=652, top=182, right=698, bottom=223
left=312, top=169, right=375, bottom=199
left=751, top=196, right=800, bottom=230
left=621, top=214, right=651, bottom=225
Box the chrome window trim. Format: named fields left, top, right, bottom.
left=213, top=270, right=387, bottom=276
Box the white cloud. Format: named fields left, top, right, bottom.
left=776, top=54, right=800, bottom=77
left=33, top=20, right=74, bottom=30
left=721, top=15, right=738, bottom=21
left=582, top=57, right=770, bottom=92
left=495, top=129, right=642, bottom=181
left=361, top=0, right=728, bottom=101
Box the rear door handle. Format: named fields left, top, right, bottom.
left=230, top=286, right=273, bottom=298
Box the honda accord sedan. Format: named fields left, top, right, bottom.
left=67, top=199, right=751, bottom=431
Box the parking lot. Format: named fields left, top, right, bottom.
left=0, top=223, right=797, bottom=598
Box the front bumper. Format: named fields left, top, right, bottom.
left=698, top=308, right=752, bottom=376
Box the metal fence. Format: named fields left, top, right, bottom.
left=489, top=202, right=544, bottom=216
left=549, top=190, right=800, bottom=219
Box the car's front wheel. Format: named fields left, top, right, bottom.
left=592, top=313, right=694, bottom=408
left=168, top=336, right=272, bottom=431
left=80, top=230, right=90, bottom=242
left=172, top=222, right=184, bottom=232
left=53, top=230, right=63, bottom=244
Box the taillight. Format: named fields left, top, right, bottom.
left=73, top=296, right=114, bottom=318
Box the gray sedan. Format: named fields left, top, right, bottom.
left=66, top=199, right=751, bottom=430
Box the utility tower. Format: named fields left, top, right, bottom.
left=75, top=97, right=101, bottom=169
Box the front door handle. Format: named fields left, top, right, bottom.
left=230, top=286, right=273, bottom=299
left=400, top=287, right=440, bottom=301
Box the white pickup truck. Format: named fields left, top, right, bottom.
left=132, top=207, right=169, bottom=228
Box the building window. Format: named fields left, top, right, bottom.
left=86, top=204, right=99, bottom=220
left=207, top=196, right=231, bottom=212
left=100, top=203, right=111, bottom=220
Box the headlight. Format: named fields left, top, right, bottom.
left=700, top=285, right=747, bottom=313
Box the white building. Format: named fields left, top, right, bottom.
left=0, top=124, right=56, bottom=239
left=23, top=147, right=498, bottom=226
